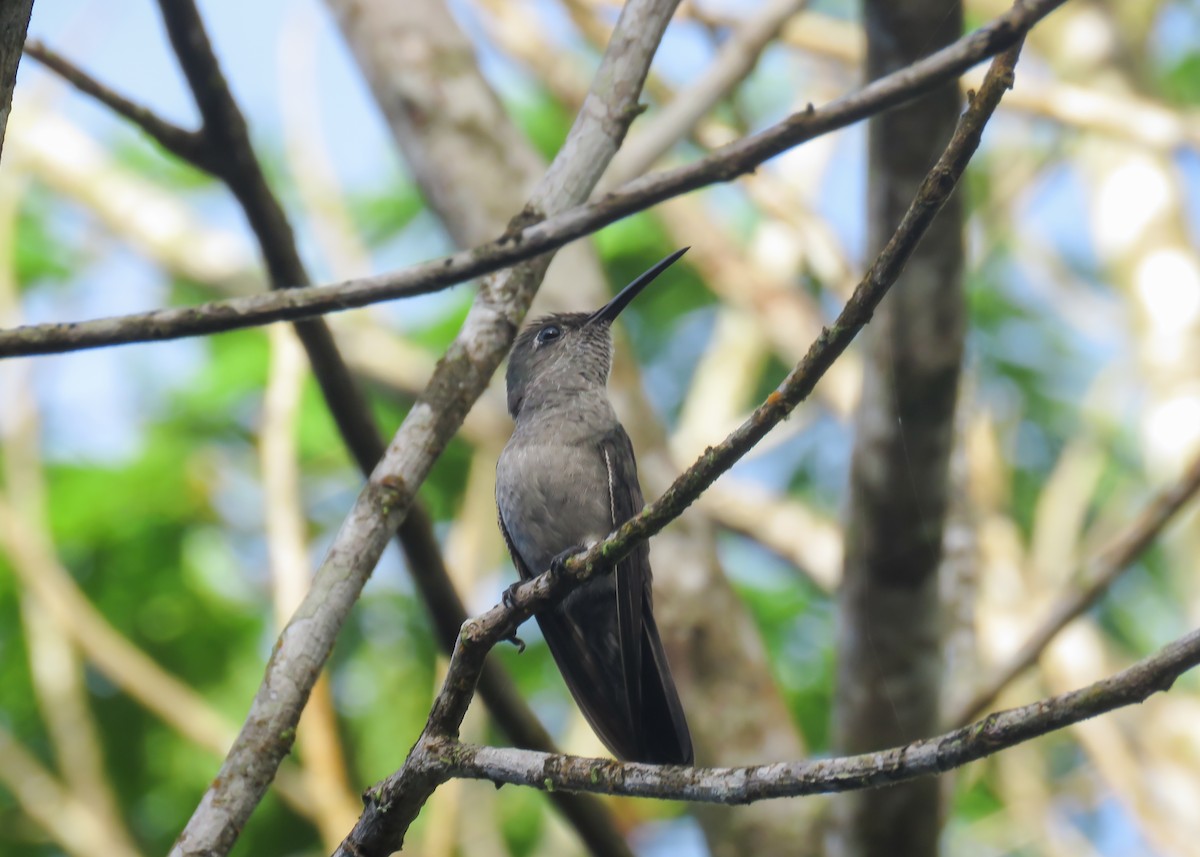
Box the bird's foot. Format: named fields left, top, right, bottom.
left=549, top=545, right=585, bottom=578
left=500, top=582, right=527, bottom=652
left=502, top=631, right=526, bottom=653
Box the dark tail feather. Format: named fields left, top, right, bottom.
left=637, top=611, right=693, bottom=765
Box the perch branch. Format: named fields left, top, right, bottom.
left=435, top=624, right=1200, bottom=800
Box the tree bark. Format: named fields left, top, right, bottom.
left=831, top=1, right=964, bottom=855
left=0, top=0, right=33, bottom=160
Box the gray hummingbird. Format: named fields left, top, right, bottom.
left=495, top=248, right=693, bottom=766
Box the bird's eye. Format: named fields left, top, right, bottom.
left=535, top=325, right=562, bottom=347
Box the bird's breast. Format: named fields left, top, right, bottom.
left=496, top=434, right=615, bottom=576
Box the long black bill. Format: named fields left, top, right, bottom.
left=585, top=247, right=689, bottom=326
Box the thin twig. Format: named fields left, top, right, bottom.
left=601, top=0, right=807, bottom=187
left=950, top=449, right=1200, bottom=726
left=0, top=0, right=1067, bottom=359
left=261, top=325, right=362, bottom=848
left=335, top=33, right=1027, bottom=857
left=23, top=41, right=217, bottom=171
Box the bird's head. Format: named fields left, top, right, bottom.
left=504, top=248, right=688, bottom=420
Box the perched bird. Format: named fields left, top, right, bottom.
left=495, top=249, right=693, bottom=765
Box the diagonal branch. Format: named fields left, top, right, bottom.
left=0, top=0, right=34, bottom=161
left=335, top=33, right=1028, bottom=857
left=30, top=3, right=610, bottom=852
left=950, top=448, right=1200, bottom=727
left=153, top=9, right=580, bottom=828
left=168, top=0, right=681, bottom=854
left=23, top=40, right=217, bottom=171
left=600, top=0, right=807, bottom=187
left=435, top=623, right=1200, bottom=800
left=147, top=13, right=500, bottom=796
left=0, top=0, right=1068, bottom=359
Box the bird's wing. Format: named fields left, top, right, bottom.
left=498, top=500, right=640, bottom=759
left=597, top=427, right=648, bottom=740
left=598, top=427, right=693, bottom=764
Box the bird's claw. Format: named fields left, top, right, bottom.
left=500, top=582, right=526, bottom=652
left=549, top=546, right=584, bottom=578
left=503, top=632, right=526, bottom=653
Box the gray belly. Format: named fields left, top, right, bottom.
left=496, top=439, right=613, bottom=578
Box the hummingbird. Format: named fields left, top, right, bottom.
left=495, top=248, right=693, bottom=765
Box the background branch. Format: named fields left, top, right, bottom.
left=0, top=0, right=1066, bottom=359
left=600, top=0, right=807, bottom=187
left=0, top=0, right=33, bottom=160
left=952, top=448, right=1200, bottom=726
left=0, top=724, right=143, bottom=857
left=831, top=0, right=965, bottom=852
left=23, top=40, right=214, bottom=169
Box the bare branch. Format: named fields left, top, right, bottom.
left=0, top=494, right=319, bottom=816
left=0, top=0, right=34, bottom=160
left=261, top=326, right=362, bottom=848
left=168, top=1, right=680, bottom=853
left=336, top=31, right=1027, bottom=856
left=22, top=41, right=217, bottom=171
left=950, top=449, right=1200, bottom=726
left=0, top=0, right=1067, bottom=359
left=435, top=624, right=1200, bottom=800
left=601, top=0, right=807, bottom=186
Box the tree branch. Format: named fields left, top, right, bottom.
left=600, top=0, right=807, bottom=187
left=0, top=0, right=1067, bottom=359
left=0, top=0, right=33, bottom=161
left=116, top=13, right=578, bottom=848
left=335, top=31, right=1027, bottom=856
left=950, top=448, right=1200, bottom=727
left=27, top=21, right=587, bottom=847
left=831, top=0, right=965, bottom=850
left=434, top=624, right=1200, bottom=800
left=168, top=0, right=680, bottom=854
left=22, top=40, right=217, bottom=171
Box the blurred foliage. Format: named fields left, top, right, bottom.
left=110, top=134, right=215, bottom=192
left=14, top=188, right=84, bottom=288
